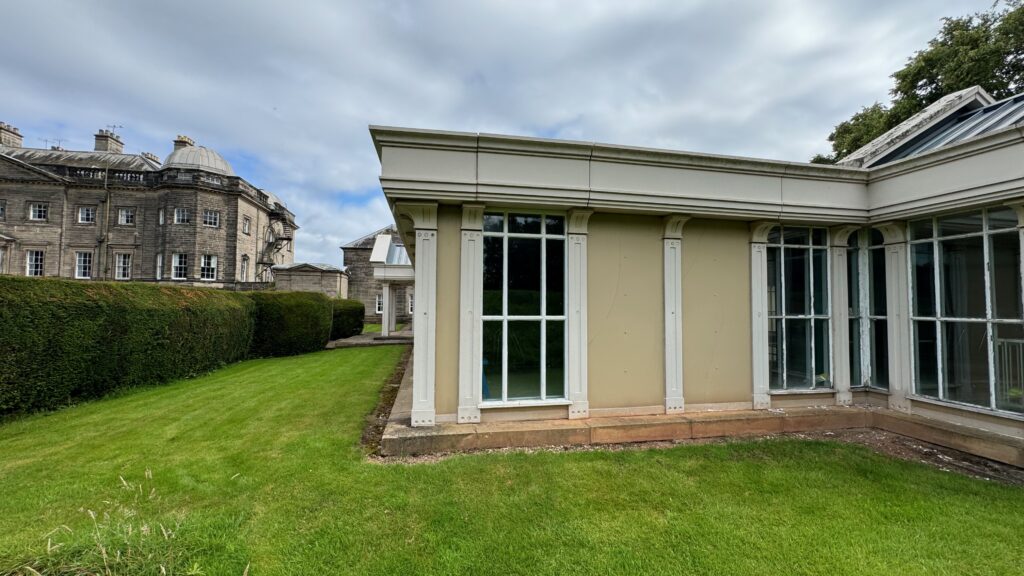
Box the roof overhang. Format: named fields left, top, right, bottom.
left=373, top=263, right=414, bottom=281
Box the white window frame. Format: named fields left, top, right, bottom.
left=25, top=250, right=44, bottom=276
left=847, top=228, right=889, bottom=390
left=375, top=293, right=383, bottom=314
left=202, top=209, right=220, bottom=228
left=200, top=254, right=218, bottom=281
left=158, top=208, right=165, bottom=225
left=78, top=206, right=96, bottom=224
left=242, top=216, right=251, bottom=235
left=29, top=203, right=48, bottom=221
left=115, top=253, right=132, bottom=280
left=171, top=253, right=188, bottom=280
left=480, top=211, right=568, bottom=405
left=74, top=251, right=93, bottom=279
left=240, top=255, right=249, bottom=282
left=156, top=253, right=163, bottom=280
left=117, top=207, right=135, bottom=226
left=408, top=294, right=414, bottom=314
left=174, top=208, right=190, bottom=224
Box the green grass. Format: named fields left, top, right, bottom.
left=1, top=347, right=1022, bottom=575
left=362, top=322, right=406, bottom=334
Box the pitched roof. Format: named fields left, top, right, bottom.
left=341, top=224, right=396, bottom=248
left=0, top=146, right=162, bottom=172
left=272, top=262, right=344, bottom=272
left=0, top=152, right=71, bottom=183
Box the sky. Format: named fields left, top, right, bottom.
left=1, top=0, right=993, bottom=266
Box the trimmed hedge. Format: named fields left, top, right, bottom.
left=248, top=291, right=333, bottom=358
left=330, top=299, right=365, bottom=340
left=0, top=276, right=254, bottom=415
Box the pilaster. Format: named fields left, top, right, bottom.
left=749, top=221, right=776, bottom=409
left=663, top=214, right=690, bottom=413
left=457, top=204, right=485, bottom=423
left=874, top=221, right=912, bottom=413
left=567, top=208, right=593, bottom=418
left=830, top=225, right=859, bottom=405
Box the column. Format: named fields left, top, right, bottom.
left=830, top=225, right=859, bottom=405
left=567, top=209, right=593, bottom=419
left=874, top=221, right=912, bottom=413
left=381, top=282, right=391, bottom=337
left=749, top=222, right=776, bottom=410
left=388, top=287, right=398, bottom=334
left=663, top=214, right=690, bottom=414
left=457, top=204, right=485, bottom=424
left=395, top=202, right=439, bottom=427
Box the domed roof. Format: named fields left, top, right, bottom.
left=163, top=145, right=235, bottom=176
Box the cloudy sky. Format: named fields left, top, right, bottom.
left=2, top=0, right=991, bottom=266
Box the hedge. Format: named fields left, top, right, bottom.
left=248, top=291, right=333, bottom=358
left=0, top=276, right=254, bottom=415
left=330, top=299, right=365, bottom=340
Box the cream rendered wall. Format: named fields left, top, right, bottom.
left=681, top=219, right=753, bottom=405
left=434, top=204, right=461, bottom=418
left=587, top=213, right=665, bottom=410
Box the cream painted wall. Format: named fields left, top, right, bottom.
left=587, top=213, right=665, bottom=409
left=681, top=219, right=753, bottom=405
left=434, top=204, right=461, bottom=417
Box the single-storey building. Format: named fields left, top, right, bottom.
left=272, top=262, right=348, bottom=298
left=370, top=85, right=1024, bottom=448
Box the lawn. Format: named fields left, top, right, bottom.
left=362, top=322, right=406, bottom=334
left=1, top=347, right=1022, bottom=575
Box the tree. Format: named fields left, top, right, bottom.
left=815, top=1, right=1024, bottom=163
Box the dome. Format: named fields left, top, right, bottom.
left=163, top=145, right=235, bottom=176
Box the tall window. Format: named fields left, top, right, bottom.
left=240, top=255, right=249, bottom=282
left=242, top=216, right=251, bottom=235
left=202, top=210, right=220, bottom=227
left=481, top=212, right=566, bottom=402
left=156, top=253, right=163, bottom=280
left=25, top=250, right=43, bottom=276
left=115, top=253, right=132, bottom=280
left=408, top=294, right=414, bottom=314
left=118, top=207, right=135, bottom=225
left=75, top=251, right=92, bottom=279
left=172, top=253, right=188, bottom=280
left=766, top=226, right=831, bottom=390
left=847, top=229, right=889, bottom=389
left=158, top=208, right=165, bottom=225
left=375, top=294, right=383, bottom=314
left=174, top=208, right=190, bottom=224
left=200, top=255, right=218, bottom=280
left=0, top=247, right=5, bottom=273
left=910, top=207, right=1023, bottom=414
left=0, top=199, right=6, bottom=220
left=78, top=206, right=96, bottom=224
left=29, top=203, right=48, bottom=221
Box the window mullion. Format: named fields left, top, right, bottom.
left=933, top=228, right=945, bottom=400
left=502, top=229, right=509, bottom=402
left=541, top=223, right=547, bottom=401
left=780, top=242, right=787, bottom=390
left=810, top=245, right=816, bottom=388
left=983, top=213, right=997, bottom=410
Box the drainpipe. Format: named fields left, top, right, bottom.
left=98, top=167, right=111, bottom=278
left=57, top=183, right=69, bottom=276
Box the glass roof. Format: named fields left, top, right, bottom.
left=886, top=93, right=1024, bottom=163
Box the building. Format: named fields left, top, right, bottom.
left=272, top=262, right=348, bottom=298
left=0, top=124, right=297, bottom=286
left=342, top=225, right=413, bottom=326
left=370, top=85, right=1024, bottom=462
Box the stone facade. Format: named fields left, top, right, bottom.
left=0, top=126, right=296, bottom=286
left=342, top=225, right=411, bottom=323
left=273, top=263, right=348, bottom=298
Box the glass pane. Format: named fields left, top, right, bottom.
left=938, top=211, right=982, bottom=236
left=942, top=321, right=990, bottom=407
left=482, top=320, right=503, bottom=401
left=990, top=232, right=1021, bottom=319
left=784, top=227, right=809, bottom=245
left=912, top=243, right=936, bottom=317
left=847, top=248, right=860, bottom=318
left=870, top=247, right=887, bottom=317
left=509, top=214, right=541, bottom=234
left=784, top=247, right=809, bottom=316
left=483, top=237, right=503, bottom=316
left=546, top=321, right=565, bottom=398
left=849, top=318, right=862, bottom=387
left=870, top=228, right=885, bottom=246
left=545, top=216, right=565, bottom=235
left=767, top=226, right=781, bottom=244
left=987, top=206, right=1017, bottom=230
left=910, top=219, right=933, bottom=240
left=994, top=323, right=1024, bottom=413
left=811, top=228, right=826, bottom=246
left=914, top=321, right=939, bottom=397
left=941, top=236, right=985, bottom=318
left=507, top=321, right=541, bottom=399
left=483, top=213, right=504, bottom=233
left=785, top=319, right=811, bottom=389
left=871, top=319, right=889, bottom=389
left=546, top=239, right=565, bottom=315
left=814, top=318, right=830, bottom=387
left=812, top=249, right=828, bottom=315
left=769, top=319, right=782, bottom=390
left=767, top=247, right=781, bottom=317
left=507, top=238, right=541, bottom=315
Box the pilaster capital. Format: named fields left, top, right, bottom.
left=872, top=221, right=907, bottom=244
left=567, top=208, right=594, bottom=234
left=461, top=203, right=485, bottom=230
left=750, top=220, right=779, bottom=243
left=663, top=214, right=692, bottom=239
left=395, top=202, right=438, bottom=230
left=830, top=224, right=860, bottom=247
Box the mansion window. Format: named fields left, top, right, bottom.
left=29, top=202, right=48, bottom=221
left=172, top=253, right=188, bottom=280
left=200, top=254, right=218, bottom=281
left=25, top=250, right=44, bottom=276
left=77, top=206, right=96, bottom=224
left=408, top=294, right=414, bottom=314
left=202, top=210, right=221, bottom=227
left=156, top=253, right=163, bottom=281
left=847, top=229, right=889, bottom=389
left=117, top=207, right=135, bottom=226
left=0, top=199, right=6, bottom=220
left=910, top=207, right=1023, bottom=414
left=375, top=294, right=383, bottom=314
left=240, top=255, right=249, bottom=282
left=0, top=247, right=5, bottom=273
left=766, top=226, right=831, bottom=390
left=158, top=208, right=165, bottom=225
left=115, top=253, right=132, bottom=280
left=242, top=216, right=252, bottom=235
left=75, top=251, right=92, bottom=279
left=174, top=208, right=190, bottom=224
left=481, top=212, right=566, bottom=402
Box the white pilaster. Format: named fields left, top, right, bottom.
left=381, top=282, right=392, bottom=337
left=567, top=209, right=593, bottom=419
left=395, top=202, right=439, bottom=427
left=830, top=225, right=859, bottom=406
left=457, top=204, right=485, bottom=424
left=750, top=221, right=776, bottom=410
left=663, top=214, right=690, bottom=414
left=874, top=221, right=912, bottom=413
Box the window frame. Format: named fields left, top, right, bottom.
left=202, top=209, right=221, bottom=228
left=847, top=229, right=890, bottom=390
left=25, top=250, right=44, bottom=277
left=117, top=207, right=136, bottom=226
left=171, top=253, right=188, bottom=280
left=28, top=202, right=48, bottom=222
left=114, top=253, right=132, bottom=280
left=0, top=199, right=6, bottom=221
left=240, top=255, right=249, bottom=282
left=200, top=254, right=218, bottom=281
left=173, top=208, right=190, bottom=225
left=77, top=206, right=96, bottom=224
left=74, top=251, right=93, bottom=280
left=242, top=216, right=252, bottom=235
left=156, top=253, right=163, bottom=281
left=375, top=293, right=383, bottom=315
left=408, top=294, right=414, bottom=315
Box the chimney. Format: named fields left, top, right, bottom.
left=0, top=122, right=23, bottom=148
left=141, top=151, right=161, bottom=165
left=94, top=129, right=124, bottom=154
left=173, top=134, right=195, bottom=151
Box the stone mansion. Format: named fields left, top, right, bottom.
left=0, top=123, right=296, bottom=286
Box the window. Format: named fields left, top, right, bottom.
left=156, top=253, right=163, bottom=280
left=375, top=293, right=383, bottom=314
left=910, top=207, right=1023, bottom=414
left=240, top=255, right=249, bottom=282
left=200, top=254, right=218, bottom=280
left=77, top=206, right=96, bottom=224
left=115, top=253, right=132, bottom=280
left=847, top=229, right=889, bottom=389
left=0, top=199, right=6, bottom=220
left=25, top=250, right=43, bottom=276
left=0, top=247, right=5, bottom=274
left=408, top=294, right=414, bottom=314
left=75, top=251, right=92, bottom=279
left=242, top=216, right=251, bottom=235
left=158, top=208, right=165, bottom=225
left=174, top=208, right=190, bottom=224
left=172, top=253, right=188, bottom=280
left=202, top=210, right=220, bottom=227
left=117, top=207, right=135, bottom=226
left=481, top=212, right=566, bottom=402
left=29, top=202, right=48, bottom=221
left=766, top=226, right=831, bottom=390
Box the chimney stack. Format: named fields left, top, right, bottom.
left=94, top=129, right=124, bottom=154
left=0, top=122, right=23, bottom=148
left=173, top=134, right=195, bottom=151
left=140, top=151, right=161, bottom=165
